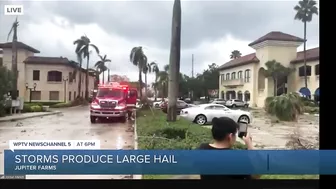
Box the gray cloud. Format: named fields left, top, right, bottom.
left=1, top=0, right=319, bottom=78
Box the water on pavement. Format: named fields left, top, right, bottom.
left=0, top=106, right=135, bottom=179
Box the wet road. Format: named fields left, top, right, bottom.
left=0, top=106, right=135, bottom=179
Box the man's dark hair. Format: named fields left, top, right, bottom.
left=211, top=117, right=238, bottom=141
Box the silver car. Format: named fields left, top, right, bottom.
left=225, top=99, right=249, bottom=108
left=180, top=104, right=252, bottom=125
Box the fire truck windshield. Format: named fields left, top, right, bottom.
left=96, top=88, right=124, bottom=98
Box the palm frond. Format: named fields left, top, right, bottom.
left=90, top=44, right=100, bottom=54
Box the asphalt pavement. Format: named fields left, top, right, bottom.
left=0, top=106, right=135, bottom=179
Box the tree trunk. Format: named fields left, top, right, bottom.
left=11, top=27, right=18, bottom=100
left=138, top=67, right=143, bottom=99
left=167, top=0, right=181, bottom=122
left=273, top=78, right=277, bottom=97
left=107, top=69, right=110, bottom=82
left=85, top=56, right=89, bottom=100
left=77, top=60, right=82, bottom=98
left=303, top=21, right=308, bottom=88
left=102, top=70, right=105, bottom=84
left=154, top=75, right=157, bottom=101
left=145, top=73, right=148, bottom=98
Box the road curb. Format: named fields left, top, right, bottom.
left=0, top=111, right=62, bottom=123
left=132, top=110, right=143, bottom=180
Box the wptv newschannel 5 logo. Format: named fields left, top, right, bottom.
left=4, top=4, right=24, bottom=15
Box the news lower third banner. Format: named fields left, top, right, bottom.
left=4, top=150, right=336, bottom=175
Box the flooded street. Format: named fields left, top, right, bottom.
left=0, top=106, right=135, bottom=179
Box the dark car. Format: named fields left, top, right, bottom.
left=161, top=100, right=189, bottom=114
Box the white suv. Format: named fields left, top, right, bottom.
left=225, top=99, right=249, bottom=108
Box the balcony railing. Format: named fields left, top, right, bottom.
left=221, top=78, right=244, bottom=87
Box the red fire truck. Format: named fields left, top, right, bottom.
left=90, top=82, right=137, bottom=123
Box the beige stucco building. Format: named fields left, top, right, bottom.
left=218, top=31, right=319, bottom=107
left=0, top=41, right=95, bottom=103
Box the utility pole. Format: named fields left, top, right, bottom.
left=191, top=54, right=194, bottom=78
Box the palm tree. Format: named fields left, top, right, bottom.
left=130, top=46, right=147, bottom=99
left=167, top=0, right=181, bottom=121
left=150, top=62, right=159, bottom=101
left=142, top=62, right=153, bottom=98
left=230, top=50, right=242, bottom=59
left=7, top=17, right=19, bottom=100
left=95, top=54, right=111, bottom=84
left=294, top=0, right=318, bottom=88
left=74, top=35, right=99, bottom=100
left=264, top=60, right=293, bottom=97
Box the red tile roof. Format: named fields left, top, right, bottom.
left=290, top=47, right=319, bottom=64
left=0, top=41, right=40, bottom=53
left=24, top=56, right=69, bottom=64
left=248, top=31, right=304, bottom=47
left=23, top=56, right=94, bottom=76
left=218, top=53, right=259, bottom=70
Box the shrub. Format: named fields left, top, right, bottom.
left=30, top=105, right=42, bottom=112
left=264, top=97, right=274, bottom=113
left=301, top=97, right=318, bottom=107
left=50, top=102, right=72, bottom=108
left=303, top=106, right=319, bottom=114
left=137, top=109, right=246, bottom=150
left=0, top=103, right=6, bottom=117
left=265, top=92, right=303, bottom=121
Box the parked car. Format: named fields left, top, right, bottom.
left=225, top=99, right=249, bottom=108
left=153, top=101, right=164, bottom=109
left=210, top=99, right=226, bottom=105
left=180, top=104, right=252, bottom=125
left=161, top=100, right=189, bottom=114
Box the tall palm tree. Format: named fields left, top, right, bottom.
left=7, top=17, right=19, bottom=100
left=230, top=50, right=242, bottom=59
left=74, top=35, right=99, bottom=100
left=150, top=62, right=159, bottom=101
left=167, top=0, right=181, bottom=121
left=130, top=46, right=147, bottom=99
left=95, top=54, right=111, bottom=84
left=142, top=62, right=153, bottom=97
left=157, top=65, right=169, bottom=99
left=294, top=0, right=318, bottom=88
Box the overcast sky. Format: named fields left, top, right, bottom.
left=0, top=0, right=319, bottom=83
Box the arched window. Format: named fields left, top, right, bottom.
left=226, top=73, right=230, bottom=80
left=231, top=72, right=236, bottom=80
left=315, top=64, right=319, bottom=75
left=237, top=71, right=243, bottom=79
left=298, top=66, right=312, bottom=77
left=47, top=71, right=62, bottom=82
left=244, top=69, right=251, bottom=82
left=244, top=91, right=251, bottom=101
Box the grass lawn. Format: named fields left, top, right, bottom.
left=136, top=109, right=318, bottom=180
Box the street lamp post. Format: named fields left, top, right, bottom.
left=63, top=76, right=69, bottom=103
left=25, top=83, right=37, bottom=103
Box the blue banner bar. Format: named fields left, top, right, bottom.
left=3, top=150, right=334, bottom=175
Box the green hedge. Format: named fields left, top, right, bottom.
left=23, top=104, right=44, bottom=113
left=136, top=109, right=246, bottom=150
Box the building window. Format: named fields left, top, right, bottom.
left=33, top=70, right=40, bottom=81
left=220, top=74, right=224, bottom=84
left=69, top=72, right=73, bottom=82
left=74, top=91, right=76, bottom=99
left=231, top=72, right=236, bottom=80
left=49, top=91, right=60, bottom=101
left=69, top=91, right=72, bottom=101
left=298, top=66, right=312, bottom=77
left=244, top=69, right=251, bottom=82
left=31, top=91, right=41, bottom=100
left=226, top=73, right=230, bottom=80
left=47, top=71, right=62, bottom=82
left=237, top=71, right=242, bottom=79
left=315, top=64, right=319, bottom=75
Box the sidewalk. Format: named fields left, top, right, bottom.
left=0, top=111, right=62, bottom=123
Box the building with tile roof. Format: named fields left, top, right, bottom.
left=218, top=31, right=319, bottom=107
left=0, top=41, right=95, bottom=102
